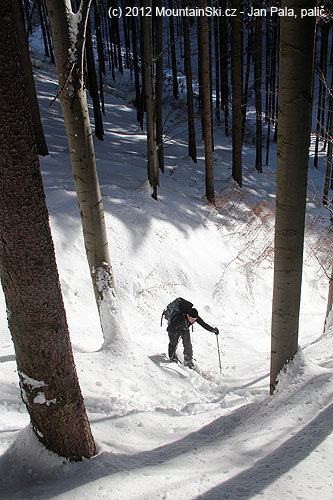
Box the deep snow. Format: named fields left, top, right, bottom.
left=0, top=37, right=332, bottom=500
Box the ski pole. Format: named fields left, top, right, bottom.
left=216, top=335, right=222, bottom=374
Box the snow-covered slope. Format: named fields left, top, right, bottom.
left=0, top=54, right=332, bottom=500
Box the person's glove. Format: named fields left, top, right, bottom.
left=213, top=327, right=219, bottom=335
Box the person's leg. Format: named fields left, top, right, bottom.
left=168, top=330, right=180, bottom=361
left=182, top=331, right=194, bottom=367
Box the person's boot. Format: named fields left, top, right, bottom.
left=184, top=357, right=195, bottom=369
left=170, top=353, right=180, bottom=363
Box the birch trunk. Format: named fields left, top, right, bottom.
left=45, top=0, right=124, bottom=347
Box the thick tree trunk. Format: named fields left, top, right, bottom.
left=270, top=0, right=316, bottom=394
left=198, top=0, right=215, bottom=202
left=11, top=0, right=49, bottom=156
left=0, top=0, right=95, bottom=460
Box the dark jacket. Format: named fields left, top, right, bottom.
left=167, top=311, right=215, bottom=334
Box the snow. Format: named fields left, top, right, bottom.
left=0, top=33, right=332, bottom=500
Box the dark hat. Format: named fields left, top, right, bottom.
left=188, top=308, right=198, bottom=318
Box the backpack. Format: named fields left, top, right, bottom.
left=161, top=297, right=193, bottom=327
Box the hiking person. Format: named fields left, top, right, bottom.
left=162, top=299, right=219, bottom=369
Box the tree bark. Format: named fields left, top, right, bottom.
left=231, top=0, right=243, bottom=187
left=323, top=88, right=332, bottom=206
left=155, top=0, right=164, bottom=173
left=92, top=0, right=106, bottom=114
left=0, top=0, right=95, bottom=460
left=45, top=0, right=122, bottom=346
left=324, top=266, right=333, bottom=332
left=214, top=13, right=220, bottom=123
left=314, top=23, right=328, bottom=169
left=254, top=0, right=263, bottom=172
left=41, top=0, right=55, bottom=63
left=86, top=16, right=104, bottom=140
left=242, top=25, right=253, bottom=139
left=129, top=0, right=142, bottom=124
left=270, top=0, right=316, bottom=394
left=11, top=0, right=49, bottom=156
left=219, top=0, right=229, bottom=136
left=142, top=0, right=159, bottom=199
left=182, top=0, right=197, bottom=162
left=198, top=0, right=215, bottom=202
left=168, top=0, right=178, bottom=99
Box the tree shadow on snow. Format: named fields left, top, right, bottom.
left=195, top=403, right=333, bottom=499
left=1, top=374, right=332, bottom=500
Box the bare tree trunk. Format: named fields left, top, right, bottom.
left=37, top=0, right=50, bottom=58
left=86, top=16, right=104, bottom=140
left=92, top=0, right=106, bottom=114
left=142, top=0, right=159, bottom=199
left=214, top=13, right=220, bottom=123
left=168, top=0, right=178, bottom=99
left=111, top=0, right=123, bottom=74
left=155, top=0, right=164, bottom=173
left=11, top=0, right=49, bottom=156
left=324, top=266, right=333, bottom=332
left=314, top=23, right=329, bottom=169
left=254, top=0, right=263, bottom=172
left=140, top=12, right=146, bottom=130
left=45, top=0, right=125, bottom=347
left=265, top=17, right=273, bottom=166
left=121, top=0, right=131, bottom=70
left=323, top=89, right=332, bottom=206
left=0, top=0, right=95, bottom=460
left=182, top=0, right=197, bottom=162
left=129, top=0, right=142, bottom=124
left=41, top=0, right=55, bottom=63
left=198, top=0, right=215, bottom=202
left=231, top=0, right=243, bottom=187
left=270, top=0, right=316, bottom=394
left=208, top=9, right=214, bottom=152
left=219, top=0, right=229, bottom=136
left=242, top=25, right=253, bottom=139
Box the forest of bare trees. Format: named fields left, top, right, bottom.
left=0, top=0, right=332, bottom=460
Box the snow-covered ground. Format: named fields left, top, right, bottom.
left=0, top=44, right=332, bottom=500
